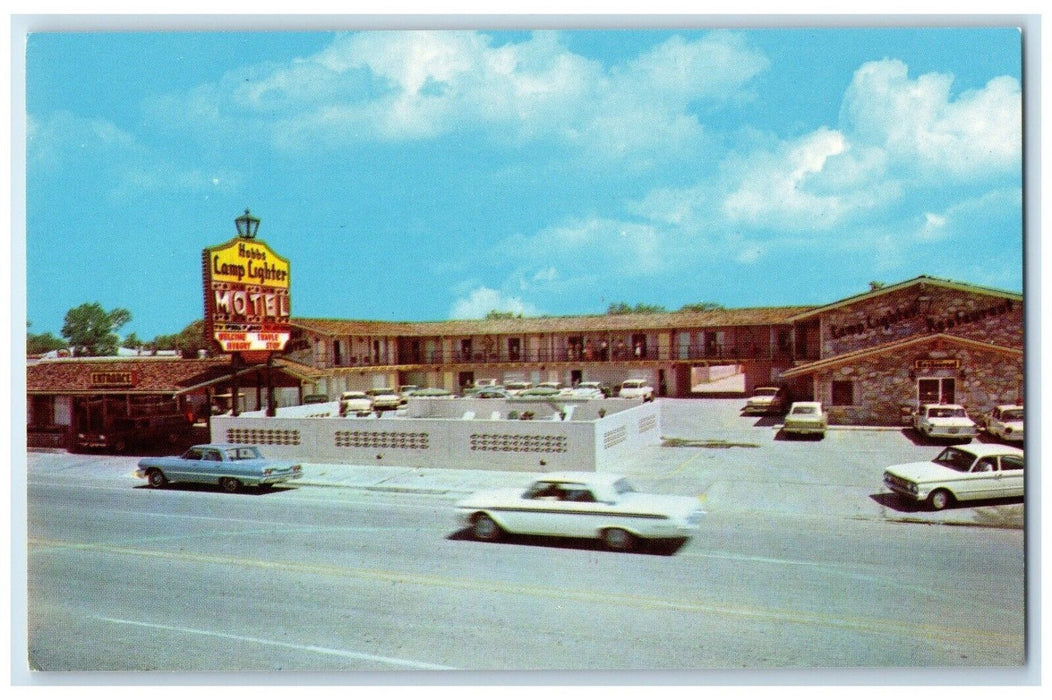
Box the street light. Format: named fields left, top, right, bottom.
left=235, top=208, right=261, bottom=239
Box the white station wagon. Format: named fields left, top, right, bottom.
left=455, top=472, right=703, bottom=551
left=882, top=443, right=1025, bottom=510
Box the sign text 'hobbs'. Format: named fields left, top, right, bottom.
left=202, top=237, right=291, bottom=354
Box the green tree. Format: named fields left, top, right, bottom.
left=485, top=310, right=523, bottom=320
left=680, top=301, right=725, bottom=312
left=607, top=302, right=667, bottom=315
left=121, top=332, right=144, bottom=350
left=174, top=319, right=207, bottom=358
left=61, top=302, right=132, bottom=357
left=150, top=319, right=208, bottom=358
left=26, top=321, right=68, bottom=355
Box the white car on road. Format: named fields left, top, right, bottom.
left=456, top=472, right=703, bottom=551
left=882, top=443, right=1024, bottom=511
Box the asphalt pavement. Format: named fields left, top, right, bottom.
left=290, top=398, right=1026, bottom=530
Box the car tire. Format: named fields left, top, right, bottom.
left=147, top=469, right=168, bottom=489
left=220, top=477, right=242, bottom=494
left=472, top=513, right=502, bottom=541
left=929, top=489, right=954, bottom=511
left=603, top=528, right=635, bottom=551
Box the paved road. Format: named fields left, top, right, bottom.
left=23, top=400, right=1028, bottom=675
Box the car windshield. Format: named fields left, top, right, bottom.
left=1002, top=409, right=1024, bottom=421
left=225, top=447, right=262, bottom=460
left=930, top=407, right=966, bottom=418
left=613, top=478, right=636, bottom=495
left=933, top=447, right=976, bottom=472
left=753, top=388, right=778, bottom=396
left=791, top=406, right=817, bottom=415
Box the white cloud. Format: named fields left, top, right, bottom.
left=840, top=59, right=1021, bottom=180
left=721, top=127, right=895, bottom=230
left=449, top=286, right=541, bottom=319
left=201, top=30, right=767, bottom=162
left=505, top=216, right=666, bottom=277
left=918, top=211, right=948, bottom=241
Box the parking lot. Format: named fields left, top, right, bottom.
left=284, top=397, right=1025, bottom=529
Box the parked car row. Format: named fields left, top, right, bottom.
left=450, top=380, right=652, bottom=400
left=741, top=385, right=1023, bottom=447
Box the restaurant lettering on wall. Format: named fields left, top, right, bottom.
left=829, top=299, right=1014, bottom=340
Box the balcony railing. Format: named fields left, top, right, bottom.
left=319, top=343, right=798, bottom=368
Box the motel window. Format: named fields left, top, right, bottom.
left=831, top=380, right=855, bottom=406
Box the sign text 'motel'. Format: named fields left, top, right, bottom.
left=202, top=237, right=291, bottom=354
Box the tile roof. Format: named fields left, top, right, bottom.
left=27, top=357, right=237, bottom=394
left=293, top=306, right=815, bottom=338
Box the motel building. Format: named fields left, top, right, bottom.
left=280, top=275, right=1023, bottom=427
left=27, top=275, right=1023, bottom=452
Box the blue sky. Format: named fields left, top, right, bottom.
left=24, top=24, right=1025, bottom=341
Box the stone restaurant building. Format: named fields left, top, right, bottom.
left=780, top=276, right=1023, bottom=425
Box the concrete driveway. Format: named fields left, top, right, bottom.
left=288, top=398, right=1025, bottom=529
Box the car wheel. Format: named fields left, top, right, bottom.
left=472, top=513, right=502, bottom=541
left=929, top=489, right=953, bottom=511
left=147, top=469, right=168, bottom=488
left=603, top=528, right=635, bottom=551
left=220, top=477, right=242, bottom=493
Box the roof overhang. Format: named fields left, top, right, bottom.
left=780, top=333, right=1023, bottom=379
left=174, top=363, right=301, bottom=395
left=786, top=276, right=1024, bottom=323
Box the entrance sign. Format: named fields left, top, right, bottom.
left=202, top=238, right=291, bottom=354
